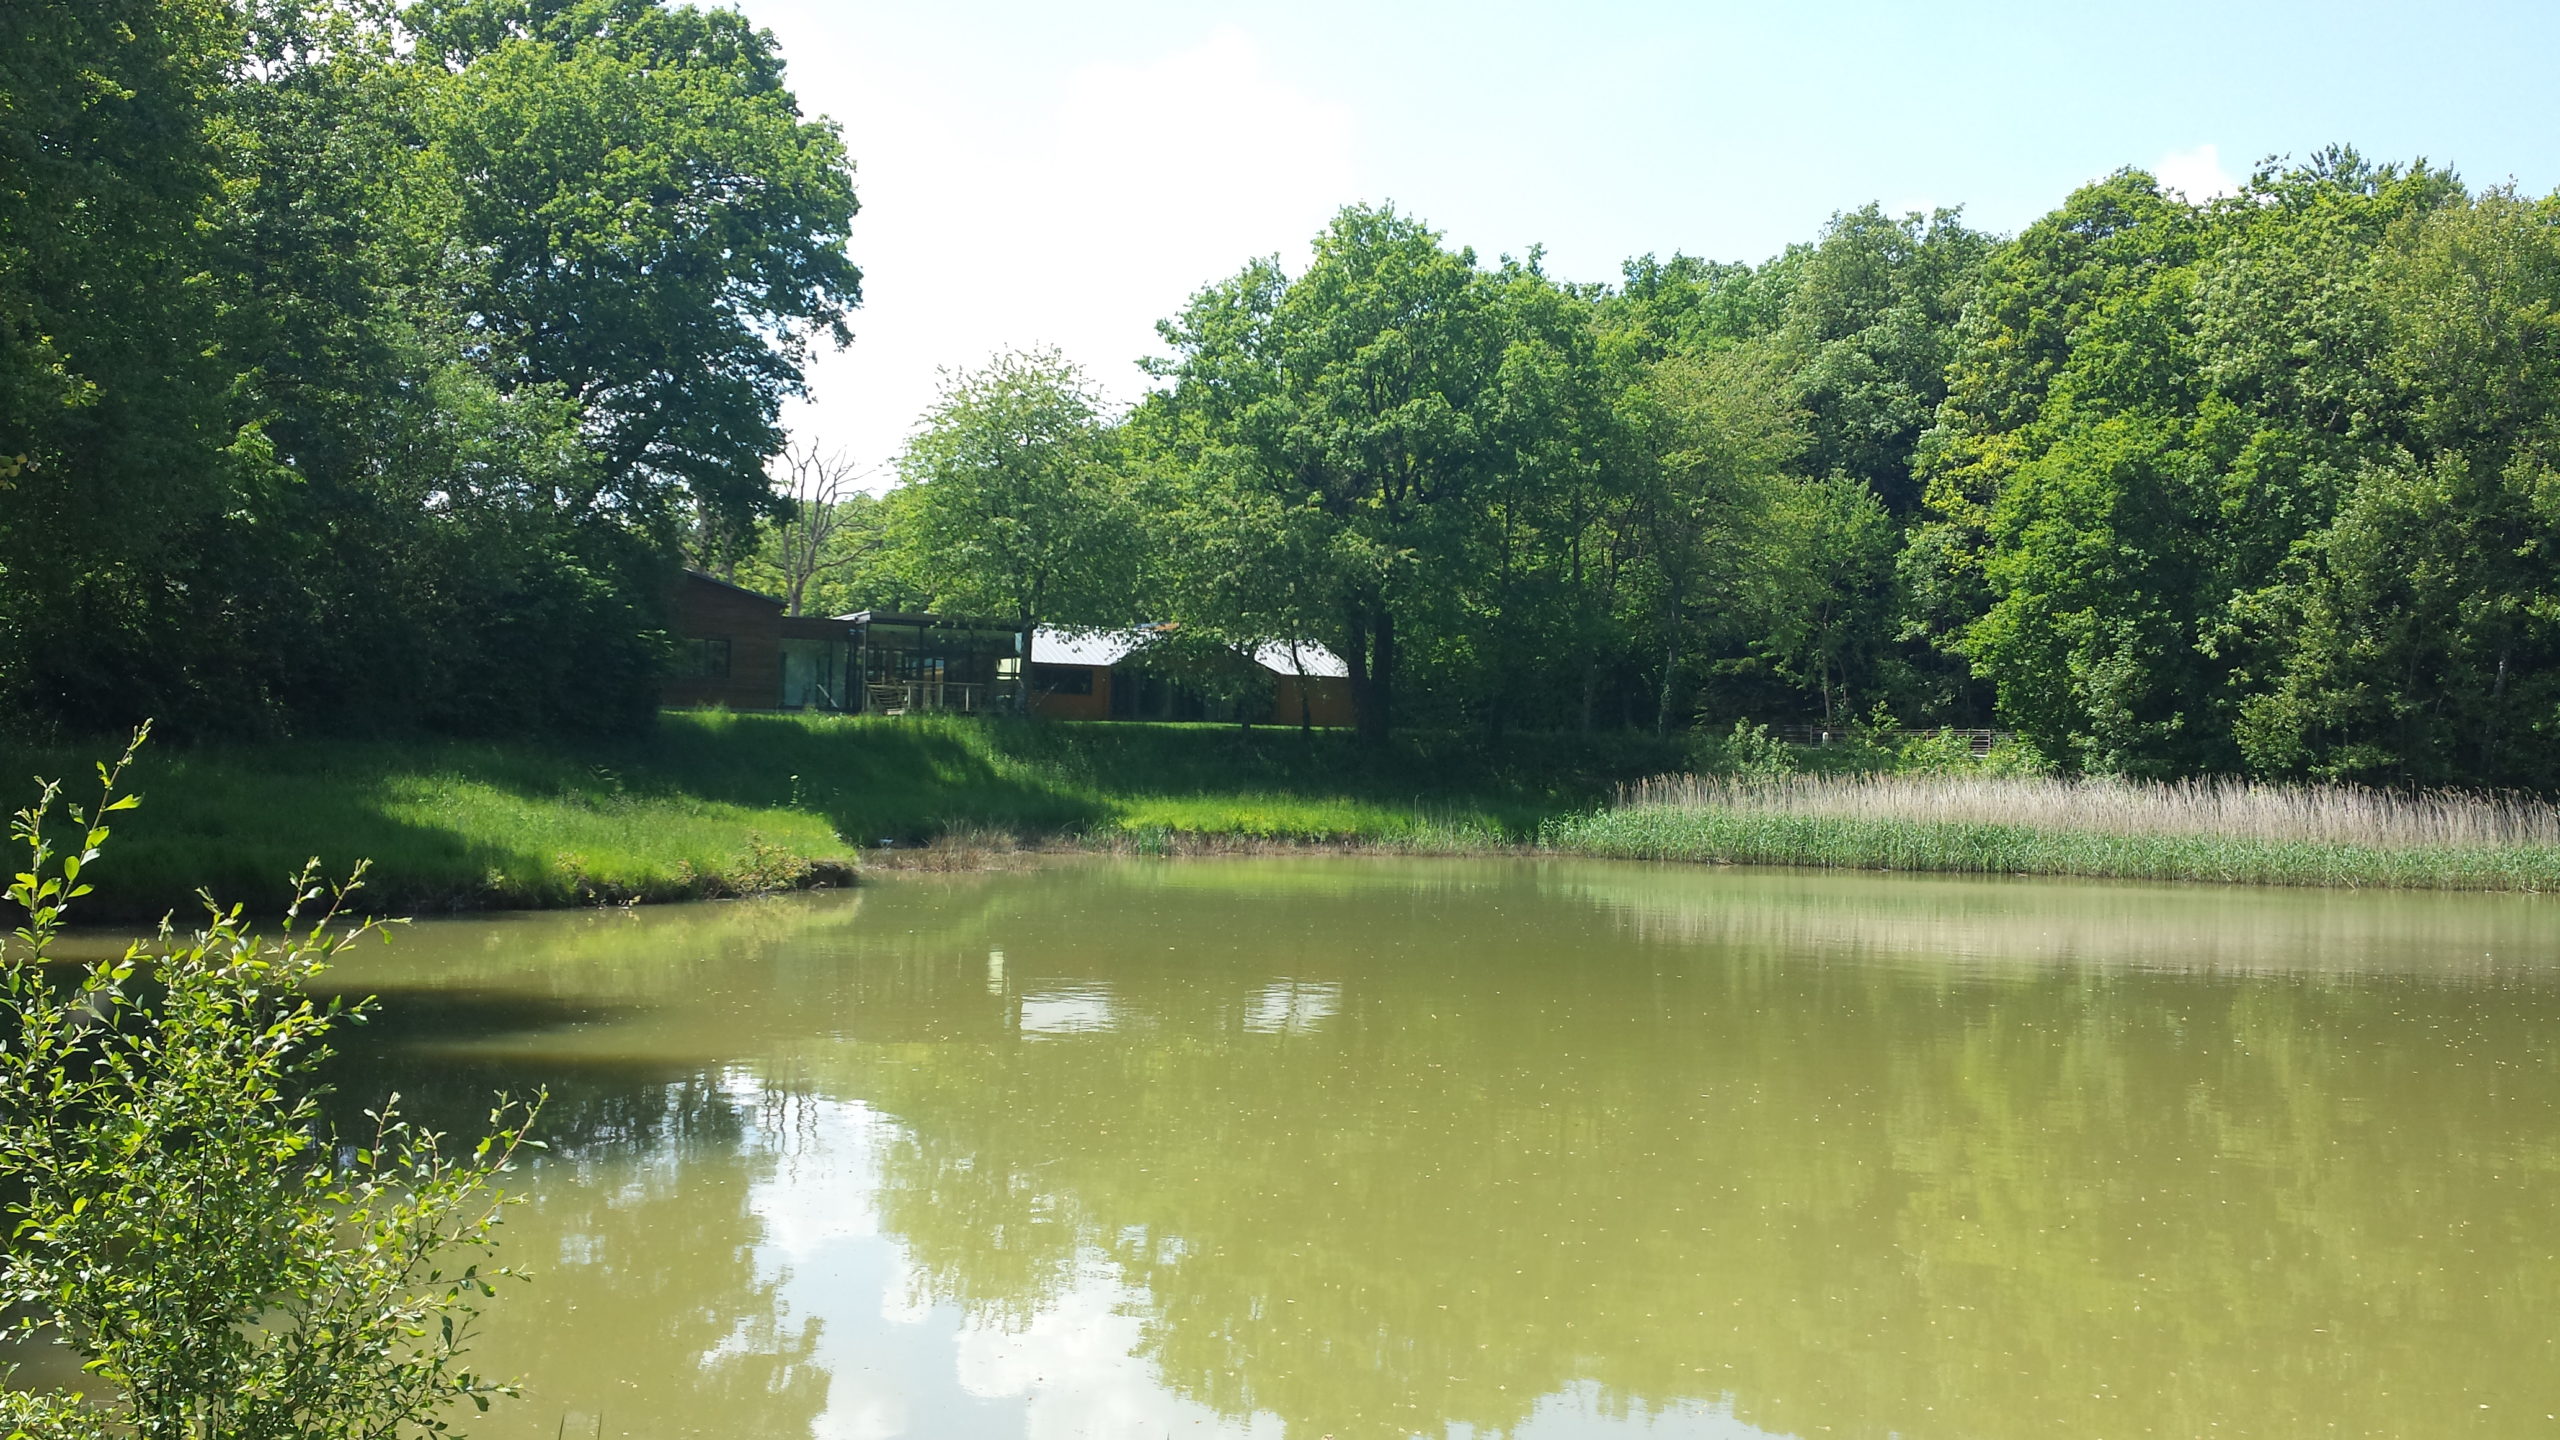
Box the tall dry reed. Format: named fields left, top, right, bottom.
left=1614, top=772, right=2560, bottom=852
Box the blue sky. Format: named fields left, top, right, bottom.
left=729, top=0, right=2560, bottom=472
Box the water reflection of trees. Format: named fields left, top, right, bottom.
left=309, top=864, right=2560, bottom=1439
left=316, top=986, right=835, bottom=1436
left=831, top=863, right=2560, bottom=1440
left=493, top=1074, right=828, bottom=1435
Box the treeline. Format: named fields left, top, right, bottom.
left=1, top=0, right=857, bottom=739
left=764, top=155, right=2560, bottom=787
left=11, top=6, right=2556, bottom=789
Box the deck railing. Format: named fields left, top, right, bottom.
left=864, top=680, right=993, bottom=715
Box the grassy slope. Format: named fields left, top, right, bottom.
left=21, top=714, right=2550, bottom=917
left=5, top=713, right=1682, bottom=919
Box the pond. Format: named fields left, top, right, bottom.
left=317, top=857, right=2560, bottom=1439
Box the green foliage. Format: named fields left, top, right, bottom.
left=0, top=734, right=540, bottom=1436
left=1911, top=150, right=2560, bottom=783
left=0, top=0, right=858, bottom=740
left=2235, top=190, right=2560, bottom=786
left=410, top=0, right=861, bottom=531
left=12, top=39, right=2556, bottom=797
left=1691, top=718, right=1800, bottom=777
left=1775, top=204, right=1992, bottom=515
left=892, top=348, right=1137, bottom=643
left=1144, top=205, right=1527, bottom=742
left=0, top=716, right=1689, bottom=916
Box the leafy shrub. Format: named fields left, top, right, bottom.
left=1691, top=718, right=1800, bottom=777
left=1892, top=726, right=1981, bottom=773
left=0, top=733, right=540, bottom=1438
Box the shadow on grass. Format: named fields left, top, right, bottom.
left=634, top=712, right=1684, bottom=836
left=621, top=711, right=1108, bottom=841
left=5, top=713, right=1686, bottom=920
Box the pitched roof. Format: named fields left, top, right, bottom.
left=680, top=569, right=785, bottom=607
left=1029, top=627, right=1347, bottom=678
left=1032, top=627, right=1143, bottom=667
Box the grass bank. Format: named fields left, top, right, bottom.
left=5, top=712, right=1681, bottom=919
left=1546, top=772, right=2560, bottom=892
left=19, top=717, right=2553, bottom=916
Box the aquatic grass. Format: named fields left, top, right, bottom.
left=34, top=715, right=2549, bottom=911
left=1549, top=772, right=2560, bottom=891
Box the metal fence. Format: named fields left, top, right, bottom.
left=1775, top=725, right=2009, bottom=758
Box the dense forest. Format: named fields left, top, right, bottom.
left=771, top=161, right=2560, bottom=787
left=1, top=0, right=859, bottom=736
left=9, top=2, right=2560, bottom=787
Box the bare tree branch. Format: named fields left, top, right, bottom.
left=767, top=440, right=886, bottom=615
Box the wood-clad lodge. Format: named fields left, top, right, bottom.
left=664, top=570, right=1353, bottom=725
left=1025, top=629, right=1355, bottom=727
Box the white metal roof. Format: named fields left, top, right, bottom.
left=1029, top=627, right=1347, bottom=679
left=1247, top=639, right=1348, bottom=678
left=1030, top=627, right=1143, bottom=667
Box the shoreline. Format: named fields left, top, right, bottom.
left=866, top=824, right=2560, bottom=896
left=15, top=715, right=2557, bottom=924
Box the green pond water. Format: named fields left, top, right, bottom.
left=306, top=857, right=2559, bottom=1439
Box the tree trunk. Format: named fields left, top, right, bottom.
left=1016, top=617, right=1035, bottom=716
left=1654, top=640, right=1680, bottom=738
left=1347, top=607, right=1394, bottom=747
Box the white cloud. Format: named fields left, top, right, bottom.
left=759, top=16, right=1358, bottom=479
left=2154, top=142, right=2239, bottom=202
left=952, top=1270, right=1285, bottom=1440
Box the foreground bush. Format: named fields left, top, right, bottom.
left=0, top=734, right=539, bottom=1438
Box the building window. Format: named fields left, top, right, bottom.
left=1032, top=663, right=1094, bottom=696
left=680, top=637, right=732, bottom=679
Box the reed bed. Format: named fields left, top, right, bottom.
left=1548, top=772, right=2560, bottom=891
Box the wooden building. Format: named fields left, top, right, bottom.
left=663, top=571, right=791, bottom=712
left=665, top=572, right=1023, bottom=714
left=664, top=570, right=1349, bottom=725
left=1028, top=629, right=1354, bottom=727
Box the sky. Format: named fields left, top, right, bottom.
left=726, top=0, right=2560, bottom=478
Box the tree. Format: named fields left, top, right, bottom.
left=1615, top=342, right=1804, bottom=733
left=1776, top=204, right=1991, bottom=516
left=2237, top=189, right=2560, bottom=785
left=408, top=0, right=863, bottom=535
left=744, top=440, right=890, bottom=616
left=0, top=736, right=541, bottom=1438
left=1759, top=475, right=1899, bottom=723
left=892, top=348, right=1135, bottom=707
left=0, top=0, right=244, bottom=734
left=1152, top=205, right=1505, bottom=744
left=1902, top=169, right=2206, bottom=694
left=0, top=0, right=862, bottom=741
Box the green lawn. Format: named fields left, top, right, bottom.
left=26, top=713, right=2541, bottom=919
left=5, top=713, right=1680, bottom=919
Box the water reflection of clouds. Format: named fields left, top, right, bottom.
left=726, top=1087, right=1788, bottom=1440
left=1499, top=1382, right=1790, bottom=1439
left=733, top=1088, right=1286, bottom=1440
left=952, top=1270, right=1281, bottom=1440
left=1017, top=987, right=1119, bottom=1037
left=1242, top=980, right=1340, bottom=1035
